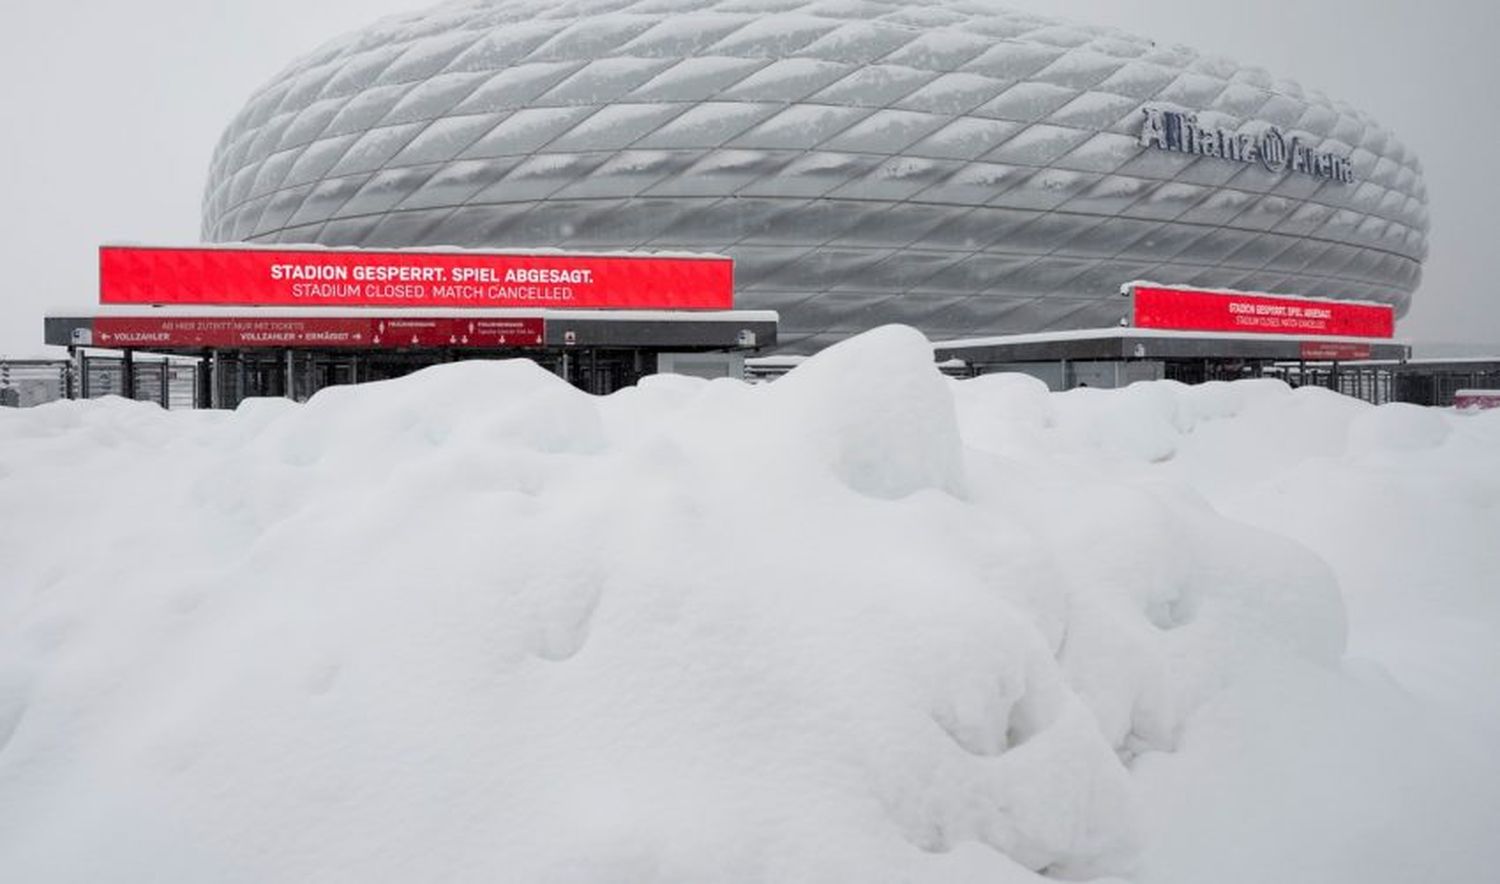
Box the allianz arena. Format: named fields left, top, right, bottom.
left=201, top=0, right=1429, bottom=351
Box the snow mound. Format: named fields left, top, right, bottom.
left=1, top=327, right=1497, bottom=883
left=768, top=324, right=966, bottom=499
left=1346, top=401, right=1452, bottom=454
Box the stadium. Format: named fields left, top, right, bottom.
left=199, top=0, right=1429, bottom=353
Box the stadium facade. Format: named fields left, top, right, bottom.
left=201, top=0, right=1428, bottom=352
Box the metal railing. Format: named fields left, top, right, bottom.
left=0, top=359, right=69, bottom=407
left=1, top=354, right=198, bottom=409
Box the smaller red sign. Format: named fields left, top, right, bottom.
left=374, top=318, right=449, bottom=348
left=1300, top=342, right=1372, bottom=361
left=91, top=316, right=545, bottom=349
left=463, top=318, right=543, bottom=347
left=1132, top=285, right=1395, bottom=338
left=1454, top=391, right=1500, bottom=411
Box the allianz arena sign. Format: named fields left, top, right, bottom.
left=1139, top=105, right=1356, bottom=184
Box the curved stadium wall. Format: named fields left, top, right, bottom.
left=201, top=0, right=1429, bottom=351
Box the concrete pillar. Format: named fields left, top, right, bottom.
left=122, top=350, right=136, bottom=400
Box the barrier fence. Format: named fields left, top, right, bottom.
left=4, top=353, right=1495, bottom=410
left=1, top=354, right=198, bottom=409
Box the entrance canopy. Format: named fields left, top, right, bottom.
left=934, top=327, right=1412, bottom=367
left=70, top=244, right=772, bottom=354
left=45, top=244, right=776, bottom=405
left=934, top=284, right=1408, bottom=394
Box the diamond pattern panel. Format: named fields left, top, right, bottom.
left=203, top=0, right=1428, bottom=352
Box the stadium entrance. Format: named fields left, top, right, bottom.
left=42, top=245, right=777, bottom=407
left=930, top=284, right=1414, bottom=402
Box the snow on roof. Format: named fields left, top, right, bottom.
left=934, top=325, right=1408, bottom=350
left=101, top=242, right=732, bottom=261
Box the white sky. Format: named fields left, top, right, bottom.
left=2, top=0, right=1496, bottom=356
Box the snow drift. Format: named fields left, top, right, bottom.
left=1, top=326, right=1497, bottom=882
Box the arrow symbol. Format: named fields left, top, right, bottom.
left=410, top=335, right=418, bottom=345
left=449, top=335, right=457, bottom=344
left=461, top=335, right=468, bottom=344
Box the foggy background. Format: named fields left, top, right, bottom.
left=2, top=0, right=1495, bottom=356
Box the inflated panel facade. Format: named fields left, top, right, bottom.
left=202, top=0, right=1428, bottom=351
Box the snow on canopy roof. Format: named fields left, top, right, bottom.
left=933, top=325, right=1412, bottom=350
left=102, top=242, right=731, bottom=261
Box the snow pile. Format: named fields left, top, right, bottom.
left=2, top=327, right=1498, bottom=882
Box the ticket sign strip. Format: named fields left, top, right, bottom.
left=98, top=245, right=734, bottom=311
left=1299, top=341, right=1373, bottom=361
left=85, top=315, right=546, bottom=349
left=1128, top=284, right=1396, bottom=339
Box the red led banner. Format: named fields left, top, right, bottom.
left=1131, top=285, right=1394, bottom=338
left=91, top=316, right=545, bottom=349
left=99, top=246, right=733, bottom=310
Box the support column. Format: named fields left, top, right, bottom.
left=121, top=349, right=136, bottom=400
left=198, top=353, right=211, bottom=409
left=284, top=348, right=296, bottom=400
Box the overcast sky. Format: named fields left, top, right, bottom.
left=2, top=0, right=1496, bottom=355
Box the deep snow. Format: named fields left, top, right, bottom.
left=1, top=326, right=1497, bottom=882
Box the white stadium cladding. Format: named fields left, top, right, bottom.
left=201, top=0, right=1428, bottom=351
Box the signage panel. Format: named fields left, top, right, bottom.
left=99, top=246, right=733, bottom=310
left=1300, top=341, right=1373, bottom=361
left=1131, top=285, right=1395, bottom=338
left=1453, top=390, right=1500, bottom=411
left=1138, top=105, right=1355, bottom=185
left=91, top=316, right=546, bottom=349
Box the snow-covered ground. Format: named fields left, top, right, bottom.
left=1, top=326, right=1496, bottom=882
